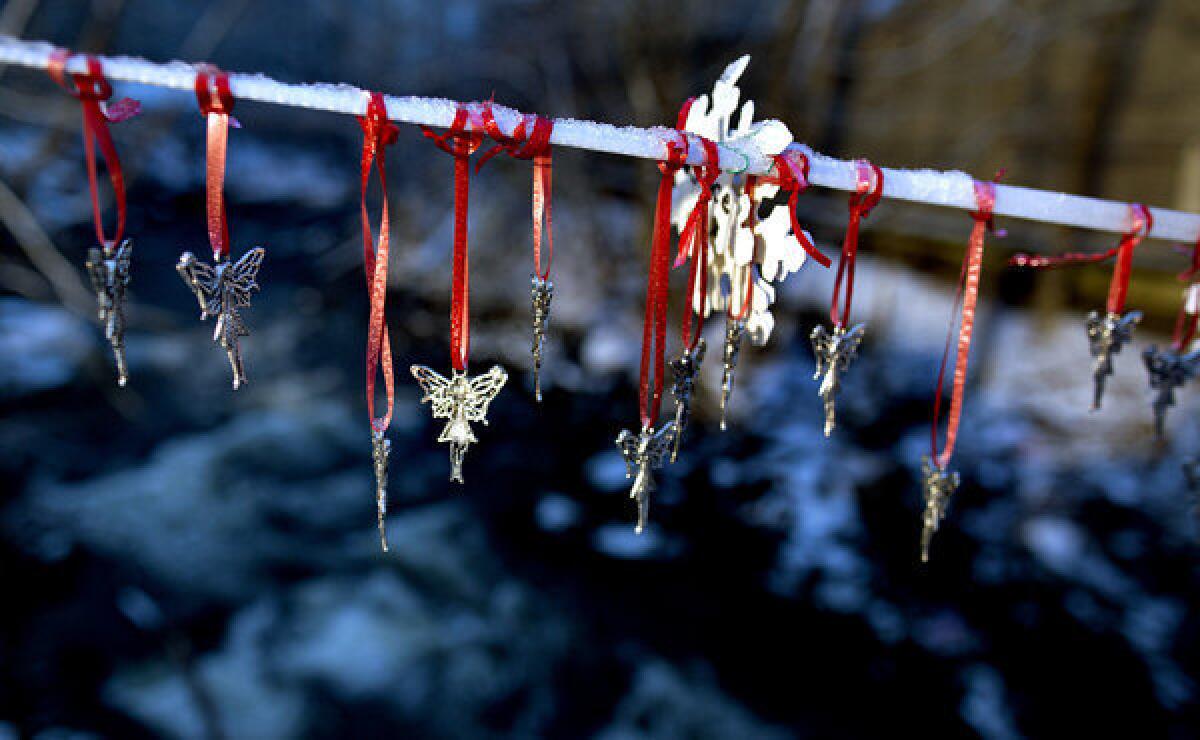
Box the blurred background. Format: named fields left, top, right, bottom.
left=2, top=1, right=1199, bottom=737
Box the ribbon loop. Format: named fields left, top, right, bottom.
left=423, top=107, right=482, bottom=371
left=358, top=92, right=397, bottom=432
left=48, top=50, right=133, bottom=249
left=830, top=160, right=884, bottom=327
left=931, top=178, right=997, bottom=468
left=637, top=131, right=689, bottom=429
left=676, top=136, right=720, bottom=350
left=772, top=151, right=831, bottom=268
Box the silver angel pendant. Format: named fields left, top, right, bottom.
left=810, top=323, right=866, bottom=437
left=919, top=456, right=960, bottom=563
left=1086, top=310, right=1140, bottom=411
left=616, top=422, right=677, bottom=534
left=719, top=319, right=746, bottom=431
left=371, top=428, right=391, bottom=551
left=530, top=274, right=554, bottom=402
left=176, top=247, right=266, bottom=390
left=411, top=365, right=508, bottom=483
left=85, top=238, right=133, bottom=386
left=1143, top=345, right=1200, bottom=439
left=669, top=339, right=706, bottom=462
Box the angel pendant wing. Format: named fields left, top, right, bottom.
left=1086, top=310, right=1141, bottom=411
left=85, top=238, right=133, bottom=386
left=615, top=422, right=678, bottom=533
left=176, top=246, right=267, bottom=390
left=811, top=323, right=866, bottom=437
left=411, top=364, right=508, bottom=483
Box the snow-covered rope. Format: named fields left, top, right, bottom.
left=2, top=35, right=1199, bottom=244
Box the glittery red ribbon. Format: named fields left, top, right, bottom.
left=477, top=104, right=555, bottom=280
left=830, top=160, right=884, bottom=328
left=193, top=67, right=235, bottom=261
left=931, top=179, right=998, bottom=468
left=358, top=92, right=398, bottom=432
left=422, top=108, right=484, bottom=372
left=639, top=132, right=689, bottom=429
left=47, top=51, right=139, bottom=249
left=1010, top=204, right=1152, bottom=315
left=1172, top=238, right=1200, bottom=351
left=676, top=136, right=720, bottom=351
left=771, top=151, right=832, bottom=269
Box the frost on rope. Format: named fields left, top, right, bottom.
left=671, top=56, right=797, bottom=345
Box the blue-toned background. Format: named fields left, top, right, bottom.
left=2, top=1, right=1199, bottom=737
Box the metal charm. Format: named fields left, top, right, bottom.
left=810, top=323, right=866, bottom=437
left=530, top=274, right=554, bottom=402
left=719, top=318, right=746, bottom=431
left=371, top=428, right=391, bottom=552
left=1086, top=310, right=1141, bottom=411
left=85, top=238, right=133, bottom=386
left=669, top=339, right=706, bottom=462
left=1143, top=345, right=1200, bottom=439
left=411, top=365, right=508, bottom=483
left=919, top=456, right=960, bottom=563
left=176, top=247, right=266, bottom=390
left=616, top=422, right=677, bottom=534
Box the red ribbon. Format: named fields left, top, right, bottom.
left=830, top=160, right=884, bottom=328
left=731, top=176, right=759, bottom=321
left=422, top=108, right=484, bottom=372
left=639, top=132, right=689, bottom=429
left=193, top=67, right=235, bottom=261
left=771, top=151, right=832, bottom=268
left=1171, top=238, right=1200, bottom=352
left=47, top=51, right=139, bottom=248
left=676, top=135, right=720, bottom=351
left=931, top=179, right=998, bottom=468
left=1010, top=204, right=1152, bottom=315
left=358, top=93, right=398, bottom=432
left=477, top=104, right=555, bottom=280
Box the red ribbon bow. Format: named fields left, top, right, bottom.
left=830, top=160, right=884, bottom=328
left=477, top=103, right=555, bottom=281
left=422, top=108, right=484, bottom=372
left=931, top=179, right=999, bottom=468
left=47, top=50, right=139, bottom=249
left=1010, top=203, right=1153, bottom=316
left=771, top=151, right=832, bottom=268
left=193, top=66, right=236, bottom=261
left=358, top=92, right=398, bottom=432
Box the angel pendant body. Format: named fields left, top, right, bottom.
left=811, top=323, right=866, bottom=437
left=86, top=238, right=133, bottom=386
left=530, top=275, right=554, bottom=402
left=920, top=456, right=960, bottom=563
left=176, top=247, right=266, bottom=390
left=371, top=428, right=391, bottom=551
left=669, top=339, right=706, bottom=462
left=616, top=422, right=677, bottom=534
left=1143, top=345, right=1200, bottom=438
left=719, top=319, right=746, bottom=431
left=1086, top=310, right=1140, bottom=411
left=411, top=365, right=508, bottom=483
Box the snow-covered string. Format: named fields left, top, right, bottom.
left=47, top=51, right=139, bottom=249
left=422, top=108, right=485, bottom=372
left=358, top=92, right=398, bottom=434
left=930, top=178, right=1000, bottom=468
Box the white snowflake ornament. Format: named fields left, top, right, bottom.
left=669, top=57, right=808, bottom=346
